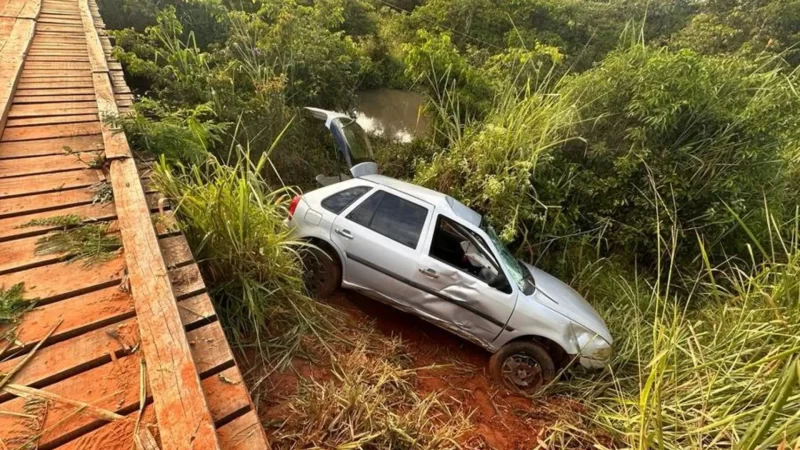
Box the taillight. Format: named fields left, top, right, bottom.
left=288, top=195, right=301, bottom=219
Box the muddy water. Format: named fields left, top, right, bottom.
left=355, top=89, right=430, bottom=143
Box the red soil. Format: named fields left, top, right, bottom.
left=243, top=290, right=585, bottom=449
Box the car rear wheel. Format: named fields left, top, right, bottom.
left=301, top=245, right=341, bottom=298
left=489, top=341, right=556, bottom=394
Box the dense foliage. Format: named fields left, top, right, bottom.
left=99, top=0, right=800, bottom=447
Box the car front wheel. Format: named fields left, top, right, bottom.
left=489, top=341, right=556, bottom=394
left=301, top=245, right=341, bottom=298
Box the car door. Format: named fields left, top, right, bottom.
left=304, top=107, right=378, bottom=185
left=330, top=188, right=432, bottom=305
left=408, top=214, right=518, bottom=347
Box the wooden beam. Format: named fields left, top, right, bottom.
left=0, top=18, right=35, bottom=139
left=78, top=0, right=221, bottom=446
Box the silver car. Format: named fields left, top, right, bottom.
left=288, top=108, right=613, bottom=393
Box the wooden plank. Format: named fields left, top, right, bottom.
left=176, top=292, right=217, bottom=329
left=78, top=0, right=104, bottom=73
left=20, top=69, right=89, bottom=77
left=0, top=286, right=131, bottom=352
left=186, top=321, right=233, bottom=375
left=217, top=411, right=267, bottom=450
left=14, top=93, right=95, bottom=102
left=0, top=185, right=94, bottom=218
left=0, top=181, right=154, bottom=219
left=169, top=263, right=206, bottom=298
left=19, top=74, right=92, bottom=81
left=0, top=121, right=101, bottom=141
left=37, top=13, right=81, bottom=25
left=15, top=87, right=96, bottom=96
left=0, top=236, right=198, bottom=350
left=0, top=19, right=34, bottom=139
left=0, top=134, right=102, bottom=158
left=8, top=102, right=97, bottom=117
left=200, top=366, right=253, bottom=425
left=17, top=80, right=94, bottom=89
left=5, top=112, right=97, bottom=126
left=0, top=255, right=125, bottom=302
left=41, top=363, right=245, bottom=450
left=0, top=318, right=139, bottom=399
left=0, top=0, right=25, bottom=17
left=0, top=355, right=144, bottom=449
left=95, top=75, right=128, bottom=158
left=51, top=406, right=158, bottom=450
left=0, top=168, right=99, bottom=197
left=26, top=55, right=89, bottom=62
left=0, top=349, right=243, bottom=449
left=0, top=150, right=100, bottom=177
left=0, top=202, right=114, bottom=241
left=37, top=16, right=81, bottom=25
left=26, top=51, right=88, bottom=58
left=28, top=42, right=86, bottom=49
left=23, top=61, right=91, bottom=70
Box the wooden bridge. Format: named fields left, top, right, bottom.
left=0, top=0, right=269, bottom=448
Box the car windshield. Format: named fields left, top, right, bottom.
left=481, top=224, right=535, bottom=295
left=338, top=118, right=373, bottom=164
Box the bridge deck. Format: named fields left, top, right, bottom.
left=0, top=0, right=268, bottom=448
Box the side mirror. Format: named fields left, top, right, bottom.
left=490, top=272, right=512, bottom=293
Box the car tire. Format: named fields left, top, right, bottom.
left=301, top=245, right=341, bottom=298
left=489, top=341, right=556, bottom=394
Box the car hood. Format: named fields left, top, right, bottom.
left=522, top=263, right=613, bottom=344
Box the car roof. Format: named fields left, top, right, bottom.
left=361, top=174, right=482, bottom=227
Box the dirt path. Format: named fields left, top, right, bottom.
left=245, top=290, right=585, bottom=449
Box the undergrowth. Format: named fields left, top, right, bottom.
left=152, top=143, right=350, bottom=361
left=539, top=206, right=800, bottom=449
left=269, top=337, right=471, bottom=449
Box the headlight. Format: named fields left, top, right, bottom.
left=571, top=322, right=613, bottom=362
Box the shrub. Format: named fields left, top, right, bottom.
left=557, top=45, right=800, bottom=265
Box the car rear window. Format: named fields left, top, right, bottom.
left=321, top=186, right=371, bottom=214
left=346, top=190, right=428, bottom=249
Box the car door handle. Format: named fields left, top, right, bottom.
left=419, top=267, right=439, bottom=279
left=335, top=228, right=353, bottom=240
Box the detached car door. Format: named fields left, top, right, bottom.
left=409, top=214, right=518, bottom=347
left=330, top=188, right=432, bottom=305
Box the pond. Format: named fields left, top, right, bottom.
left=354, top=89, right=430, bottom=143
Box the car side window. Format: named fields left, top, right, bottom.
left=346, top=190, right=428, bottom=249
left=347, top=190, right=384, bottom=226
left=429, top=216, right=510, bottom=292
left=321, top=186, right=371, bottom=214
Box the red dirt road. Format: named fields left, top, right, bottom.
left=245, top=290, right=586, bottom=449
left=328, top=292, right=583, bottom=449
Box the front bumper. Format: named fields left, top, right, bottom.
left=574, top=333, right=613, bottom=369
left=579, top=355, right=611, bottom=369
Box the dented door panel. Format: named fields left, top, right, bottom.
left=409, top=256, right=517, bottom=346
left=407, top=212, right=518, bottom=346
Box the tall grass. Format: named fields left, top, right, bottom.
left=153, top=143, right=347, bottom=362
left=415, top=75, right=580, bottom=241
left=546, top=207, right=800, bottom=449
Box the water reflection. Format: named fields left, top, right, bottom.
left=355, top=89, right=430, bottom=143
